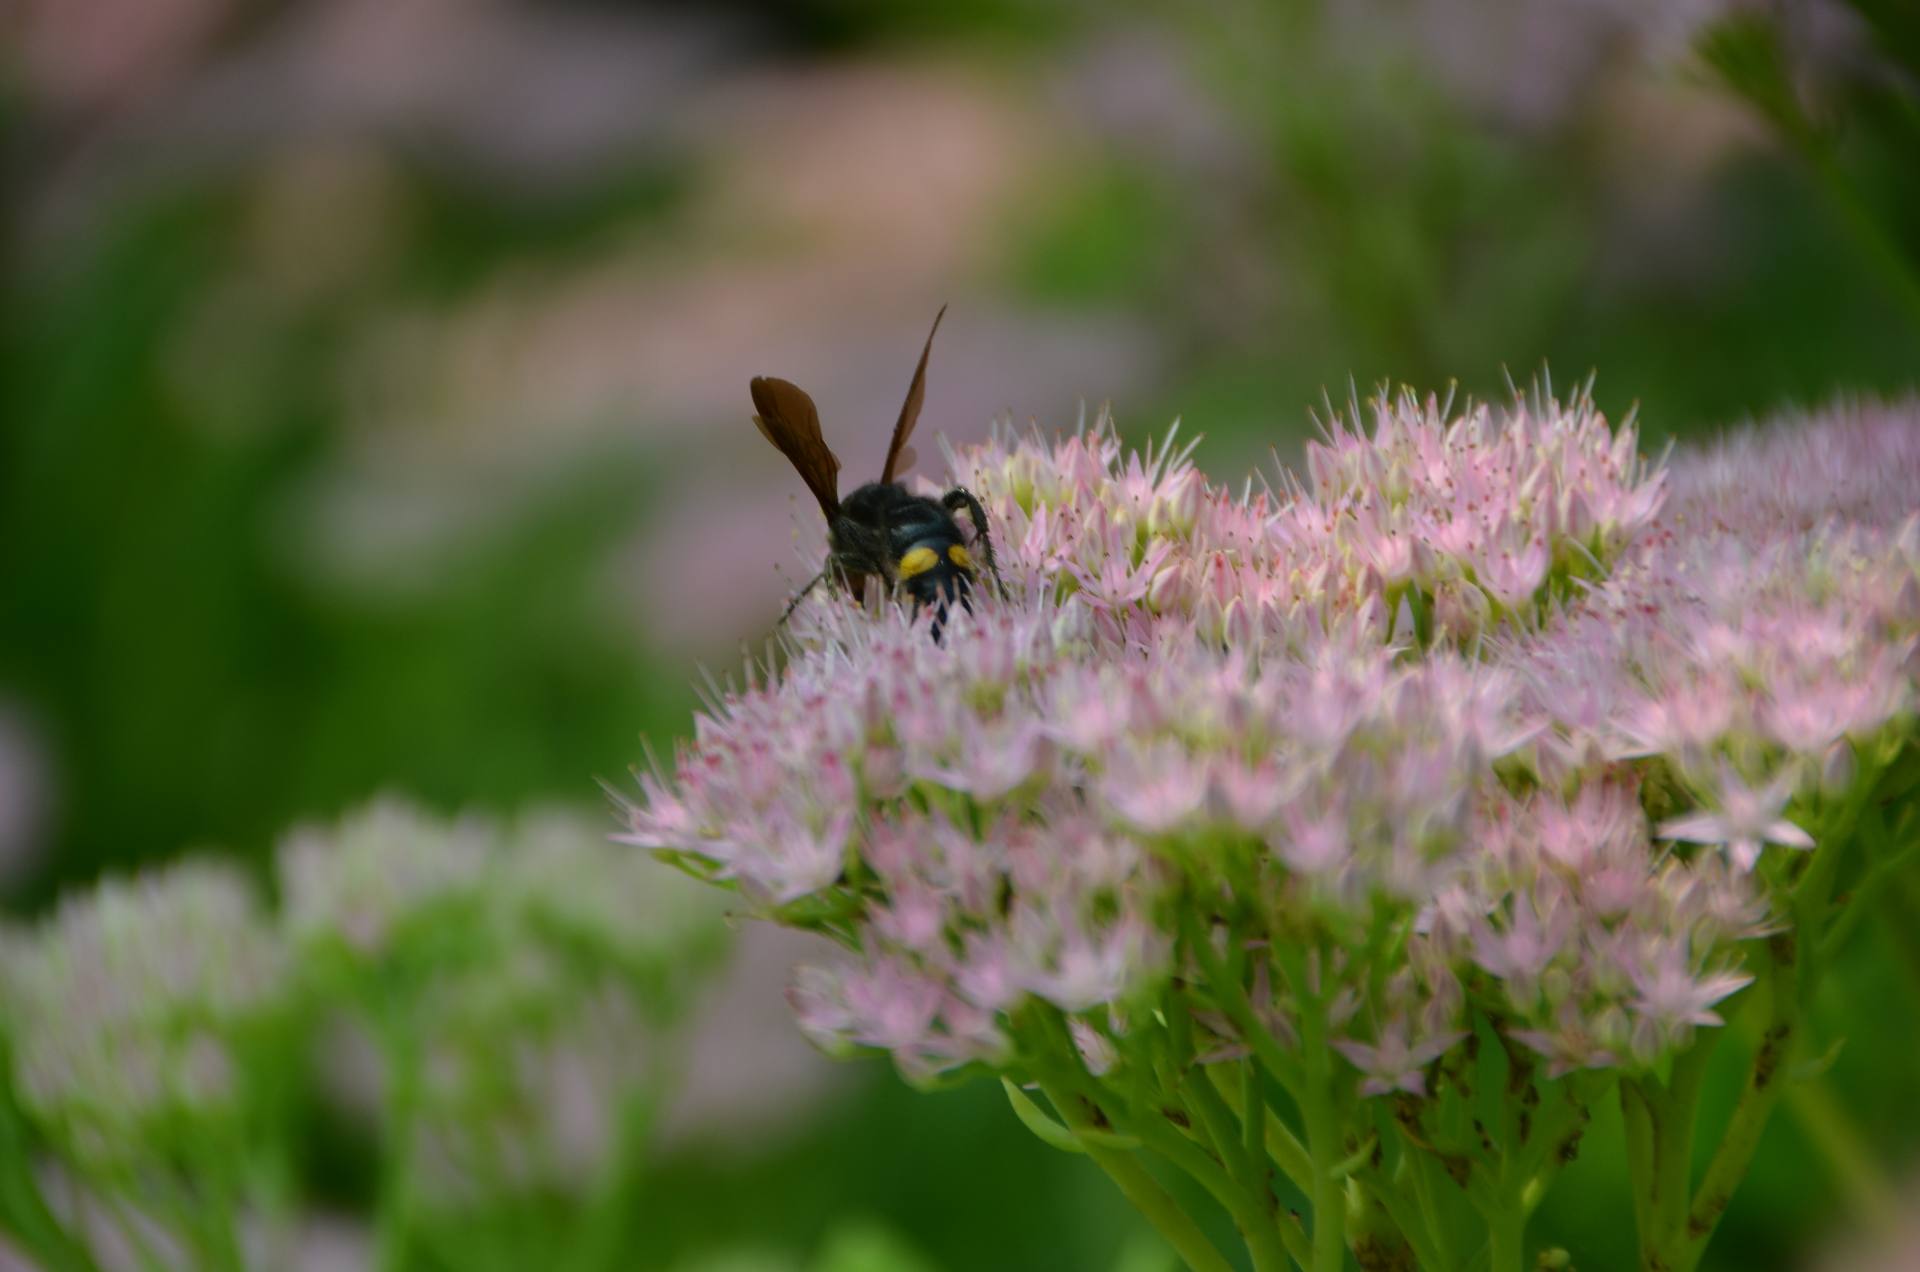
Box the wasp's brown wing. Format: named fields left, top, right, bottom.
left=881, top=304, right=946, bottom=486
left=751, top=376, right=841, bottom=518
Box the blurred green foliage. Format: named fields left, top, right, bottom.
left=997, top=0, right=1920, bottom=463
left=0, top=175, right=700, bottom=907
left=1698, top=0, right=1920, bottom=333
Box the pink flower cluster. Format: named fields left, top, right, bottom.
left=626, top=390, right=1919, bottom=1096
left=0, top=861, right=286, bottom=1171
left=937, top=383, right=1665, bottom=649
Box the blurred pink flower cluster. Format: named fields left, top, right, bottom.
left=0, top=800, right=732, bottom=1268
left=626, top=391, right=1919, bottom=1101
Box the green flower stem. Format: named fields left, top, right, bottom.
left=1783, top=1078, right=1901, bottom=1238
left=1175, top=912, right=1317, bottom=1264
left=0, top=1035, right=98, bottom=1272
left=1303, top=1086, right=1349, bottom=1271
left=1356, top=1160, right=1444, bottom=1272
left=375, top=1021, right=424, bottom=1272
left=1029, top=1071, right=1237, bottom=1272
left=1478, top=1033, right=1545, bottom=1268
left=1372, top=1103, right=1463, bottom=1272
left=193, top=1177, right=247, bottom=1272
left=1637, top=1031, right=1717, bottom=1261
left=573, top=1088, right=660, bottom=1272
left=1477, top=1143, right=1540, bottom=1272
left=1465, top=1093, right=1549, bottom=1272
left=1517, top=1083, right=1592, bottom=1221
left=1618, top=1081, right=1655, bottom=1250
left=1631, top=804, right=1858, bottom=1272
left=1632, top=1074, right=1687, bottom=1269
left=1033, top=1011, right=1295, bottom=1272
left=1674, top=933, right=1799, bottom=1272
left=1178, top=1063, right=1295, bottom=1271
left=1485, top=1202, right=1526, bottom=1272
left=245, top=1119, right=300, bottom=1272
left=1403, top=1148, right=1459, bottom=1271
left=1175, top=1060, right=1297, bottom=1268
left=1240, top=1061, right=1266, bottom=1195
left=1182, top=1054, right=1263, bottom=1187
left=1203, top=1063, right=1313, bottom=1198
left=1493, top=1034, right=1533, bottom=1162
left=1179, top=911, right=1305, bottom=1104
left=1286, top=961, right=1350, bottom=1272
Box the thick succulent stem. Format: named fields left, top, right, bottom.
left=1674, top=933, right=1798, bottom=1272
left=1030, top=1072, right=1237, bottom=1272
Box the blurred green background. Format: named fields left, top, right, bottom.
left=4, top=1, right=1918, bottom=1268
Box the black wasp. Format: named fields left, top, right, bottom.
left=751, top=306, right=1002, bottom=638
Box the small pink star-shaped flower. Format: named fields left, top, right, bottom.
left=1658, top=763, right=1813, bottom=872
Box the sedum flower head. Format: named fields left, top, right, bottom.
left=290, top=800, right=727, bottom=1207
left=279, top=796, right=492, bottom=965
left=500, top=807, right=730, bottom=995
left=630, top=388, right=1917, bottom=1097
left=1300, top=382, right=1665, bottom=619
left=1, top=859, right=288, bottom=1172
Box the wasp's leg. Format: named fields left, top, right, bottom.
left=777, top=568, right=831, bottom=627
left=941, top=487, right=1005, bottom=598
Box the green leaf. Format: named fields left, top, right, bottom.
left=1001, top=1078, right=1088, bottom=1153
left=1000, top=1079, right=1143, bottom=1152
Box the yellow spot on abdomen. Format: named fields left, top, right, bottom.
left=897, top=546, right=939, bottom=579
left=947, top=543, right=974, bottom=570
